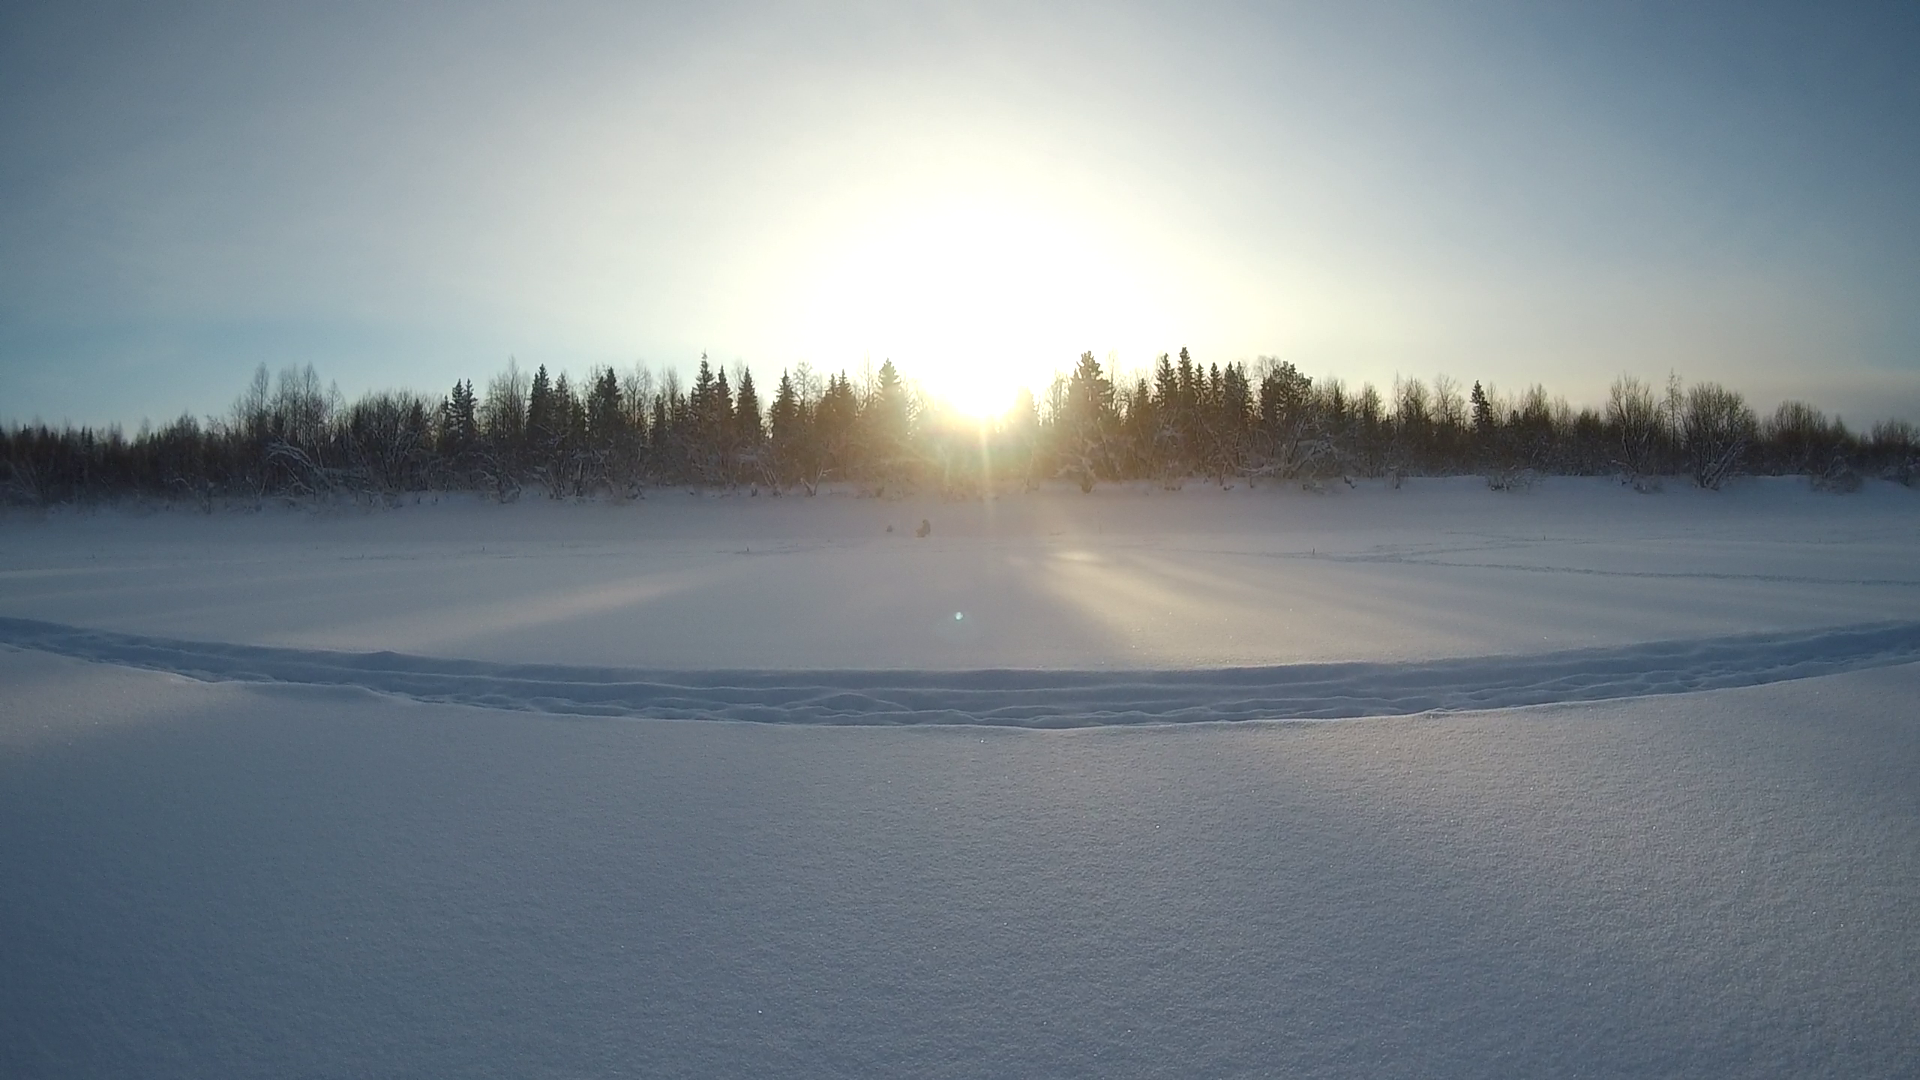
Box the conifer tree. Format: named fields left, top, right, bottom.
left=768, top=369, right=806, bottom=486
left=816, top=373, right=859, bottom=477
left=688, top=355, right=727, bottom=480
left=732, top=367, right=763, bottom=484
left=712, top=367, right=734, bottom=430
left=443, top=379, right=478, bottom=454
left=1153, top=352, right=1178, bottom=408
left=769, top=370, right=800, bottom=443
left=552, top=373, right=581, bottom=441
left=527, top=365, right=554, bottom=444
left=587, top=367, right=623, bottom=449
left=691, top=355, right=717, bottom=426
left=1470, top=381, right=1495, bottom=435
left=1148, top=352, right=1182, bottom=477
left=1175, top=347, right=1200, bottom=455
left=1062, top=351, right=1117, bottom=491
left=734, top=368, right=763, bottom=446
left=856, top=360, right=911, bottom=487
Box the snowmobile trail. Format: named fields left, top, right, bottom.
left=5, top=615, right=1918, bottom=726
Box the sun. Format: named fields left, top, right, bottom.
left=791, top=197, right=1168, bottom=419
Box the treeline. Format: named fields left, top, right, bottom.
left=3, top=348, right=1916, bottom=506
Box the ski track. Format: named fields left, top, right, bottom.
left=1218, top=545, right=1920, bottom=589
left=5, top=616, right=1919, bottom=727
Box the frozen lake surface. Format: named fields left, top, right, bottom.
left=3, top=477, right=1917, bottom=1076
left=3, top=476, right=1917, bottom=670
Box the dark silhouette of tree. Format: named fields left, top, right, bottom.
left=734, top=367, right=765, bottom=484
left=584, top=366, right=631, bottom=492
left=587, top=368, right=623, bottom=446
left=1257, top=360, right=1321, bottom=478
left=1682, top=382, right=1755, bottom=489
left=815, top=373, right=859, bottom=481
left=687, top=355, right=732, bottom=483
left=1605, top=375, right=1661, bottom=481
left=442, top=379, right=479, bottom=458
left=767, top=369, right=809, bottom=490
left=1470, top=381, right=1495, bottom=440
left=526, top=365, right=554, bottom=446
left=7, top=351, right=1915, bottom=506
left=1060, top=351, right=1118, bottom=491
left=858, top=360, right=912, bottom=491
left=1764, top=400, right=1842, bottom=476
left=735, top=369, right=763, bottom=444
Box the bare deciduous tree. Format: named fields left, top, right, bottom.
left=1682, top=382, right=1755, bottom=490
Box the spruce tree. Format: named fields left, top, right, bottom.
left=816, top=373, right=858, bottom=476
left=1153, top=353, right=1178, bottom=410
left=768, top=370, right=803, bottom=484
left=769, top=370, right=800, bottom=442
left=443, top=379, right=478, bottom=454
left=712, top=367, right=735, bottom=431
left=552, top=373, right=580, bottom=442
left=734, top=369, right=763, bottom=446
left=1470, top=381, right=1494, bottom=435
left=863, top=360, right=910, bottom=482
left=588, top=367, right=623, bottom=450
left=527, top=365, right=553, bottom=443
left=691, top=356, right=717, bottom=424
left=1063, top=351, right=1116, bottom=490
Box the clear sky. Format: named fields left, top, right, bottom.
left=3, top=0, right=1917, bottom=428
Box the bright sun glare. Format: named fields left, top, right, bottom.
left=794, top=199, right=1172, bottom=420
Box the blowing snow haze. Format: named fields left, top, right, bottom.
left=2, top=1, right=1919, bottom=427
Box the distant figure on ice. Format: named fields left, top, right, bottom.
left=915, top=518, right=931, bottom=538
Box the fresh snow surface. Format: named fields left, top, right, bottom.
left=2, top=650, right=1916, bottom=1078
left=2, top=476, right=1918, bottom=1076
left=2, top=476, right=1917, bottom=673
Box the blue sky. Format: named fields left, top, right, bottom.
left=3, top=1, right=1916, bottom=427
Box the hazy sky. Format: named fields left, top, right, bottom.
left=3, top=0, right=1917, bottom=426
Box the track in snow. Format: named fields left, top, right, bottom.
left=4, top=616, right=1918, bottom=727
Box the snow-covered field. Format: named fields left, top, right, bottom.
left=3, top=477, right=1917, bottom=1076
